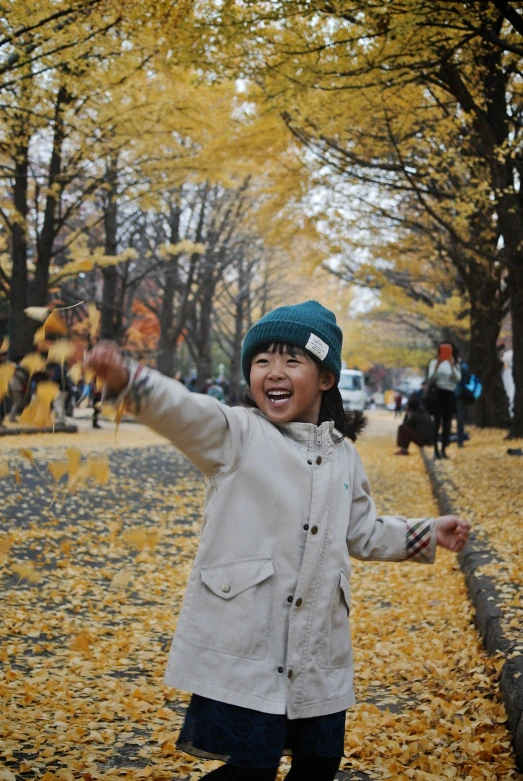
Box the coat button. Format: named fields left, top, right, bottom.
left=311, top=525, right=318, bottom=535
left=278, top=666, right=284, bottom=673
left=287, top=595, right=293, bottom=603
left=295, top=598, right=303, bottom=607
left=303, top=524, right=309, bottom=531
left=221, top=584, right=231, bottom=593
left=287, top=669, right=293, bottom=679
left=307, top=459, right=312, bottom=465
left=316, top=456, right=322, bottom=465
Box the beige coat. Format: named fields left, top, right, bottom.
left=126, top=368, right=436, bottom=719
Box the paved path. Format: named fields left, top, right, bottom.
left=0, top=413, right=518, bottom=780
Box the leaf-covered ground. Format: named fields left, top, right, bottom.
left=433, top=427, right=523, bottom=649
left=0, top=412, right=520, bottom=781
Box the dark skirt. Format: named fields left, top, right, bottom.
left=177, top=694, right=346, bottom=769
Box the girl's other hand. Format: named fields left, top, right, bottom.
left=84, top=340, right=129, bottom=394
left=435, top=515, right=470, bottom=552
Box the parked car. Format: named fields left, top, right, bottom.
left=338, top=369, right=367, bottom=412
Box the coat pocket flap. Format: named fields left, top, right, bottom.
left=339, top=571, right=351, bottom=613
left=200, top=558, right=274, bottom=600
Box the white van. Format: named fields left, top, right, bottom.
left=338, top=369, right=366, bottom=412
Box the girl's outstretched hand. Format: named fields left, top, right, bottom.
left=84, top=340, right=129, bottom=394
left=435, top=515, right=470, bottom=552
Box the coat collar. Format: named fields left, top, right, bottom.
left=251, top=410, right=341, bottom=448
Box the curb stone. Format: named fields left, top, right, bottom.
left=421, top=448, right=523, bottom=770
left=0, top=423, right=78, bottom=436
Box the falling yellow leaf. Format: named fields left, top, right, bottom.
left=13, top=468, right=21, bottom=484
left=36, top=380, right=59, bottom=406
left=19, top=448, right=36, bottom=466
left=20, top=352, right=46, bottom=376
left=123, top=528, right=147, bottom=551
left=0, top=335, right=8, bottom=353
left=0, top=362, right=15, bottom=400
left=110, top=568, right=133, bottom=589
left=24, top=306, right=50, bottom=322
left=0, top=460, right=9, bottom=479
left=83, top=366, right=96, bottom=384
left=87, top=302, right=100, bottom=342
left=65, top=448, right=82, bottom=475
left=68, top=361, right=83, bottom=385
left=12, top=561, right=41, bottom=583
left=44, top=310, right=68, bottom=336
left=33, top=325, right=47, bottom=345
left=47, top=339, right=74, bottom=365
left=0, top=536, right=12, bottom=558
left=86, top=455, right=110, bottom=485
left=48, top=461, right=69, bottom=483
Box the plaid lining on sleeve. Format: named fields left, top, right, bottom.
left=406, top=518, right=435, bottom=563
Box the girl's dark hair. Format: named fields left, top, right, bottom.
left=242, top=342, right=367, bottom=442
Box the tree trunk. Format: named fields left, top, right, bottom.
left=9, top=141, right=30, bottom=357
left=195, top=281, right=214, bottom=391
left=469, top=302, right=511, bottom=428
left=101, top=156, right=119, bottom=340
left=157, top=200, right=181, bottom=376
left=31, top=85, right=69, bottom=310
left=508, top=272, right=523, bottom=437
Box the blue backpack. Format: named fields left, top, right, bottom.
left=459, top=364, right=482, bottom=404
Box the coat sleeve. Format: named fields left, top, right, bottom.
left=347, top=447, right=436, bottom=564
left=115, top=363, right=251, bottom=477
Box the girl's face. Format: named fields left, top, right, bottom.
left=250, top=345, right=334, bottom=425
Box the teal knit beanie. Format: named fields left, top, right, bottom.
left=241, top=300, right=343, bottom=385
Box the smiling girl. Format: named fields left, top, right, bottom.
left=86, top=300, right=469, bottom=781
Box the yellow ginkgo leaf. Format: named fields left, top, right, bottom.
left=68, top=361, right=83, bottom=385
left=36, top=380, right=59, bottom=406
left=110, top=568, right=133, bottom=589
left=66, top=448, right=82, bottom=475
left=0, top=536, right=12, bottom=557
left=47, top=339, right=74, bottom=365
left=24, top=306, right=50, bottom=322
left=123, top=528, right=147, bottom=551
left=48, top=461, right=69, bottom=483
left=20, top=352, right=46, bottom=376
left=86, top=455, right=110, bottom=485
left=0, top=460, right=9, bottom=479
left=83, top=366, right=96, bottom=384
left=66, top=447, right=81, bottom=474
left=33, top=326, right=47, bottom=345
left=12, top=561, right=41, bottom=583
left=44, top=310, right=68, bottom=336
left=0, top=363, right=15, bottom=400
left=87, top=302, right=100, bottom=342
left=0, top=335, right=9, bottom=353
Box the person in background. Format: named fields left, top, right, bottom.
left=394, top=393, right=434, bottom=455
left=453, top=347, right=468, bottom=449
left=393, top=391, right=403, bottom=418
left=207, top=379, right=225, bottom=403
left=8, top=361, right=29, bottom=421
left=48, top=361, right=69, bottom=425
left=428, top=343, right=461, bottom=460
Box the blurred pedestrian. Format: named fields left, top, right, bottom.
left=428, top=343, right=461, bottom=460
left=395, top=393, right=434, bottom=455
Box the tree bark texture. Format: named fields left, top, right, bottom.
left=9, top=141, right=30, bottom=357
left=101, top=156, right=119, bottom=340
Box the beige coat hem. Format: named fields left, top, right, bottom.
left=164, top=669, right=356, bottom=718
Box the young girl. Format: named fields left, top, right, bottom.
left=86, top=300, right=470, bottom=781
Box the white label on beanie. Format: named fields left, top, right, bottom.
left=305, top=332, right=329, bottom=361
